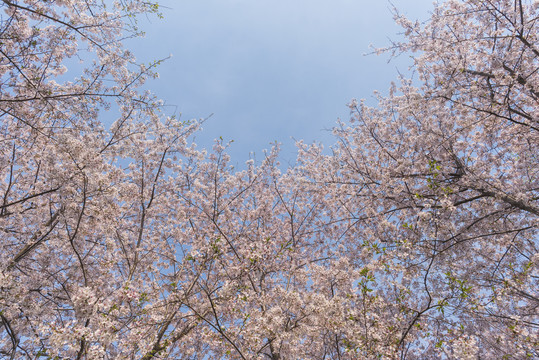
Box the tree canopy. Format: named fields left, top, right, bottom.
left=0, top=0, right=537, bottom=359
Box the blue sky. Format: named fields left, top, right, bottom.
left=131, top=0, right=434, bottom=165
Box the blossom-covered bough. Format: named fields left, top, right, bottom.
left=303, top=0, right=539, bottom=357
left=0, top=0, right=537, bottom=359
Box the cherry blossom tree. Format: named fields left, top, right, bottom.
left=1, top=0, right=537, bottom=359
left=0, top=0, right=202, bottom=358
left=295, top=0, right=539, bottom=357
